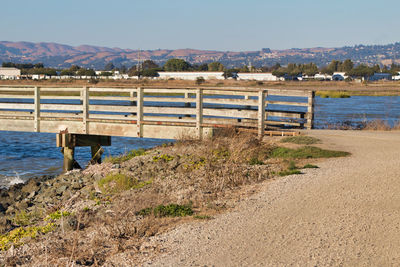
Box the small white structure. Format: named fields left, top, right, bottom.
left=236, top=73, right=278, bottom=81
left=392, top=72, right=400, bottom=80
left=332, top=72, right=348, bottom=81
left=158, top=72, right=225, bottom=80
left=314, top=73, right=332, bottom=80
left=0, top=67, right=21, bottom=80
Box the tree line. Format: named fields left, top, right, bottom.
left=3, top=58, right=400, bottom=79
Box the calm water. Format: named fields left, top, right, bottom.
left=0, top=95, right=399, bottom=186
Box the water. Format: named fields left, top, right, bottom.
left=1, top=95, right=399, bottom=187
left=0, top=132, right=171, bottom=187
left=314, top=96, right=400, bottom=129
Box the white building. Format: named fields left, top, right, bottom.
left=392, top=72, right=400, bottom=80
left=236, top=73, right=278, bottom=81
left=158, top=72, right=225, bottom=80
left=331, top=72, right=348, bottom=81
left=0, top=67, right=21, bottom=79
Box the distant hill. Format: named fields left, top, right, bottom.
left=1, top=41, right=400, bottom=69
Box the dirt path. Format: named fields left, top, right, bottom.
left=144, top=130, right=400, bottom=266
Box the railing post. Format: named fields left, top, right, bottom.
left=82, top=86, right=89, bottom=134
left=196, top=88, right=203, bottom=140
left=258, top=90, right=266, bottom=138
left=34, top=86, right=40, bottom=132
left=137, top=87, right=144, bottom=137
left=306, top=90, right=315, bottom=130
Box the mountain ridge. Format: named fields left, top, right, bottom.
left=1, top=41, right=400, bottom=69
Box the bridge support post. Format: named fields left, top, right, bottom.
left=306, top=91, right=315, bottom=129
left=57, top=133, right=111, bottom=172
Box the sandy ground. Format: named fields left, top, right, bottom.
left=143, top=130, right=400, bottom=266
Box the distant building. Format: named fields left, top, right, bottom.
left=369, top=73, right=392, bottom=81
left=157, top=72, right=225, bottom=80
left=331, top=72, right=347, bottom=81
left=0, top=67, right=21, bottom=79
left=392, top=72, right=400, bottom=80
left=236, top=73, right=278, bottom=81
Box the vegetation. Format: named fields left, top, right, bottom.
left=136, top=203, right=194, bottom=217
left=303, top=164, right=319, bottom=169
left=98, top=173, right=151, bottom=194
left=270, top=146, right=350, bottom=159
left=280, top=136, right=320, bottom=145
left=105, top=148, right=146, bottom=164
left=163, top=58, right=191, bottom=71
left=316, top=91, right=351, bottom=98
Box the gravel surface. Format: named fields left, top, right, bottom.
left=144, top=130, right=400, bottom=266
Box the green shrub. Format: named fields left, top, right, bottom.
left=105, top=148, right=146, bottom=164
left=278, top=169, right=302, bottom=176
left=152, top=154, right=174, bottom=162
left=249, top=157, right=264, bottom=165
left=303, top=164, right=319, bottom=169
left=281, top=136, right=320, bottom=145
left=270, top=146, right=350, bottom=159
left=136, top=203, right=193, bottom=218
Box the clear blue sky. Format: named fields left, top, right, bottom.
left=2, top=0, right=399, bottom=51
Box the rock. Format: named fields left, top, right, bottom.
left=56, top=185, right=67, bottom=196
left=72, top=182, right=81, bottom=190
left=6, top=206, right=15, bottom=215
left=28, top=191, right=36, bottom=199
left=0, top=217, right=12, bottom=233
left=0, top=203, right=6, bottom=214
left=112, top=164, right=120, bottom=169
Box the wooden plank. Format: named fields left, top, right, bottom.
left=266, top=100, right=308, bottom=107
left=0, top=103, right=34, bottom=109
left=89, top=87, right=136, bottom=93
left=267, top=111, right=304, bottom=118
left=0, top=95, right=33, bottom=99
left=143, top=97, right=196, bottom=103
left=40, top=88, right=82, bottom=92
left=89, top=105, right=137, bottom=112
left=144, top=106, right=195, bottom=115
left=40, top=104, right=82, bottom=111
left=203, top=108, right=257, bottom=119
left=90, top=96, right=136, bottom=101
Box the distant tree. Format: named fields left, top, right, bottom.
left=69, top=65, right=81, bottom=72
left=77, top=68, right=96, bottom=76
left=142, top=60, right=159, bottom=70
left=197, top=63, right=209, bottom=71
left=239, top=65, right=249, bottom=72
left=341, top=59, right=354, bottom=72
left=208, top=62, right=224, bottom=71
left=347, top=64, right=375, bottom=78
left=34, top=63, right=44, bottom=69
left=104, top=62, right=115, bottom=71
left=60, top=69, right=75, bottom=76
left=119, top=65, right=128, bottom=74
left=141, top=68, right=159, bottom=78
left=163, top=59, right=190, bottom=71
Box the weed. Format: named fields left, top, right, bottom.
left=105, top=148, right=146, bottom=164
left=249, top=157, right=264, bottom=165
left=45, top=210, right=71, bottom=221
left=13, top=210, right=42, bottom=226
left=316, top=91, right=351, bottom=98
left=288, top=161, right=298, bottom=170
left=98, top=173, right=152, bottom=194
left=83, top=207, right=91, bottom=212
left=270, top=146, right=350, bottom=159
left=278, top=169, right=302, bottom=176
left=136, top=204, right=194, bottom=218
left=153, top=204, right=193, bottom=217
left=303, top=164, right=319, bottom=169
left=0, top=223, right=55, bottom=251
left=281, top=136, right=320, bottom=145
left=194, top=215, right=213, bottom=220
left=152, top=154, right=174, bottom=162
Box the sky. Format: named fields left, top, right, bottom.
left=2, top=0, right=400, bottom=51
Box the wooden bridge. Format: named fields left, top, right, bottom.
left=0, top=85, right=315, bottom=170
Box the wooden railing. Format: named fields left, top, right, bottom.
left=0, top=86, right=314, bottom=139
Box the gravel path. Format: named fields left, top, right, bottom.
left=145, top=130, right=400, bottom=266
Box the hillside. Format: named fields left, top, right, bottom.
left=1, top=41, right=400, bottom=69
